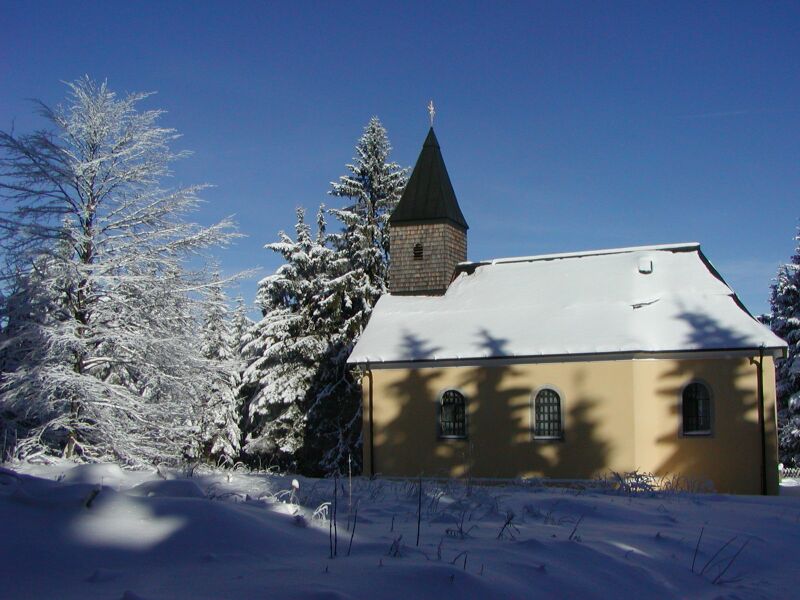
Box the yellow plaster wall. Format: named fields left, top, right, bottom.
left=364, top=360, right=635, bottom=480
left=632, top=356, right=778, bottom=495
left=362, top=355, right=778, bottom=495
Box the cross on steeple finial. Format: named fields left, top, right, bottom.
left=428, top=100, right=435, bottom=127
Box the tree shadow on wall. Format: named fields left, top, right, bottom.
left=376, top=328, right=610, bottom=480
left=555, top=370, right=613, bottom=479
left=653, top=310, right=768, bottom=494
left=375, top=332, right=443, bottom=476
left=454, top=329, right=530, bottom=478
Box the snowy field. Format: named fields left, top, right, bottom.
left=1, top=462, right=799, bottom=600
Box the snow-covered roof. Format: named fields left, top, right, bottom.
left=348, top=243, right=786, bottom=365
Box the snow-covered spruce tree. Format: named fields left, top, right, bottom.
left=240, top=208, right=335, bottom=471
left=198, top=272, right=242, bottom=465
left=229, top=296, right=253, bottom=358
left=308, top=117, right=408, bottom=473
left=0, top=77, right=237, bottom=465
left=328, top=116, right=408, bottom=308
left=241, top=118, right=406, bottom=475
left=769, top=227, right=800, bottom=466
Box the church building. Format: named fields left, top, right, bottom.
left=347, top=127, right=786, bottom=495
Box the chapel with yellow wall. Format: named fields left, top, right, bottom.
left=347, top=127, right=786, bottom=495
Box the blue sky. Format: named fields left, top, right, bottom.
left=3, top=1, right=799, bottom=316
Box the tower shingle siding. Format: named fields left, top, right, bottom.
left=389, top=222, right=467, bottom=295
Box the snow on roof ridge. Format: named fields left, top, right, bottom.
left=458, top=242, right=701, bottom=268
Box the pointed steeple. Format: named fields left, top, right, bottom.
left=388, top=126, right=468, bottom=296
left=389, top=128, right=468, bottom=230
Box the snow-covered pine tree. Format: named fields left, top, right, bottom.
left=240, top=208, right=334, bottom=471
left=306, top=117, right=408, bottom=473
left=198, top=273, right=242, bottom=465
left=240, top=118, right=406, bottom=475
left=329, top=116, right=408, bottom=314
left=769, top=227, right=800, bottom=465
left=0, top=77, right=238, bottom=465
left=229, top=296, right=253, bottom=358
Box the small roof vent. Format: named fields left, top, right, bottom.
left=638, top=258, right=653, bottom=274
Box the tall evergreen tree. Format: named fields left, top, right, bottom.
left=240, top=118, right=407, bottom=475
left=199, top=273, right=242, bottom=465
left=0, top=77, right=237, bottom=464
left=769, top=227, right=800, bottom=465
left=240, top=208, right=334, bottom=471
left=329, top=116, right=408, bottom=313
left=312, top=117, right=408, bottom=472
left=229, top=296, right=253, bottom=358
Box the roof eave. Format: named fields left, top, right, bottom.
left=347, top=345, right=788, bottom=368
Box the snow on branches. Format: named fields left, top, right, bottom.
left=0, top=77, right=239, bottom=465
left=198, top=273, right=243, bottom=466
left=241, top=118, right=408, bottom=475
left=770, top=227, right=800, bottom=466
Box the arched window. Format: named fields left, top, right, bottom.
left=413, top=242, right=424, bottom=261
left=682, top=382, right=711, bottom=435
left=534, top=388, right=563, bottom=439
left=438, top=390, right=467, bottom=439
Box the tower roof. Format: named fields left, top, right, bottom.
left=389, top=128, right=469, bottom=230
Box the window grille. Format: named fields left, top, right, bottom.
left=439, top=390, right=466, bottom=438
left=682, top=382, right=711, bottom=434
left=413, top=243, right=424, bottom=261
left=534, top=389, right=562, bottom=438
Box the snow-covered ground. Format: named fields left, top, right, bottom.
left=1, top=462, right=799, bottom=600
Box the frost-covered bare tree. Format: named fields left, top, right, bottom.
left=0, top=77, right=237, bottom=465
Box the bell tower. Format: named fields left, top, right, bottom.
left=388, top=127, right=468, bottom=295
